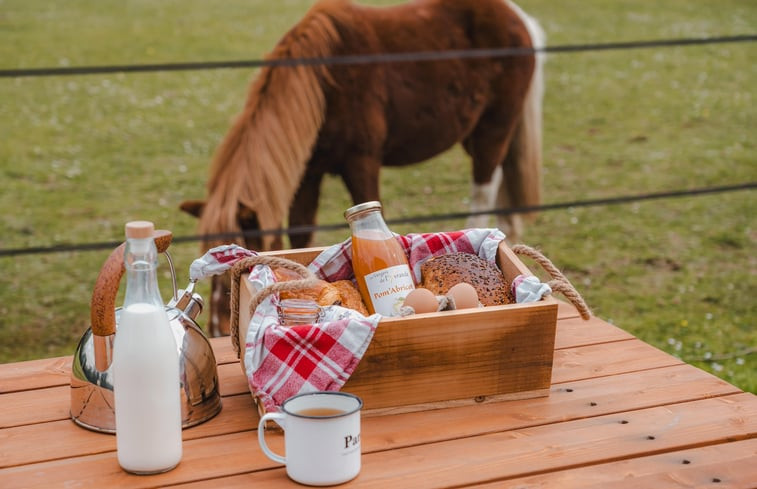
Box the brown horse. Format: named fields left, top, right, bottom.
left=181, top=0, right=545, bottom=336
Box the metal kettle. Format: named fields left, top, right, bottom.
left=70, top=229, right=222, bottom=433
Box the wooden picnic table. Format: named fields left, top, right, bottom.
left=1, top=302, right=755, bottom=488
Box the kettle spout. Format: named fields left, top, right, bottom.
left=170, top=280, right=204, bottom=322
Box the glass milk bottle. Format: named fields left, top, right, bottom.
left=345, top=201, right=416, bottom=316
left=113, top=221, right=182, bottom=474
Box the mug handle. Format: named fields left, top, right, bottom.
left=258, top=412, right=286, bottom=464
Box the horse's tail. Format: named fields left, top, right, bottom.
left=199, top=3, right=340, bottom=250
left=499, top=4, right=546, bottom=236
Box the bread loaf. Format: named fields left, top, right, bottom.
left=420, top=253, right=512, bottom=306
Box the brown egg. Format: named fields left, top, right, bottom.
left=447, top=282, right=479, bottom=310
left=402, top=287, right=439, bottom=314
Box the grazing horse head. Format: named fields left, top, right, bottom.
left=181, top=0, right=545, bottom=337
left=179, top=199, right=283, bottom=337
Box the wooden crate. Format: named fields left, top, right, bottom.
left=238, top=241, right=558, bottom=415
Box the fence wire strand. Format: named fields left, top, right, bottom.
left=1, top=182, right=754, bottom=258
left=1, top=35, right=755, bottom=79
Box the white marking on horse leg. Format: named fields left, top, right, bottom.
left=498, top=213, right=523, bottom=243
left=494, top=165, right=524, bottom=242
left=466, top=166, right=503, bottom=229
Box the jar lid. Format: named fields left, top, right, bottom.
left=125, top=221, right=155, bottom=239
left=344, top=201, right=382, bottom=220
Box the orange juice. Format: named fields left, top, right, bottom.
left=345, top=202, right=415, bottom=316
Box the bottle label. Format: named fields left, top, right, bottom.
left=363, top=265, right=415, bottom=316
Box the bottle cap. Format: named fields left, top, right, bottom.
left=344, top=201, right=382, bottom=221
left=125, top=221, right=155, bottom=239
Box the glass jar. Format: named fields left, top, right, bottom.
left=278, top=298, right=322, bottom=326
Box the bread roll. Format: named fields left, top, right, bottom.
left=274, top=268, right=341, bottom=306
left=274, top=268, right=369, bottom=314
left=420, top=253, right=512, bottom=306
left=331, top=280, right=369, bottom=315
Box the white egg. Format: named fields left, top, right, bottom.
left=447, top=282, right=479, bottom=310
left=402, top=287, right=439, bottom=314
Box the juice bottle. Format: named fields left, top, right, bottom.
left=344, top=202, right=415, bottom=316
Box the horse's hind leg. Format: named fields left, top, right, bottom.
left=467, top=165, right=502, bottom=229
left=462, top=115, right=520, bottom=239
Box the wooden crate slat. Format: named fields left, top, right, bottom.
left=346, top=301, right=557, bottom=410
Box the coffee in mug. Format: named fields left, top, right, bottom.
left=258, top=391, right=362, bottom=486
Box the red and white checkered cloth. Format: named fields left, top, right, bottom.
left=190, top=228, right=508, bottom=412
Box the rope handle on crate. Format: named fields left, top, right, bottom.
left=511, top=244, right=592, bottom=320
left=229, top=255, right=322, bottom=358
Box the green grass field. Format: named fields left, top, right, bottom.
left=1, top=0, right=755, bottom=392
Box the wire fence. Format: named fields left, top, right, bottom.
left=3, top=19, right=755, bottom=371
left=1, top=33, right=755, bottom=258
left=0, top=181, right=754, bottom=257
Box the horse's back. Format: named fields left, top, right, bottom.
left=312, top=0, right=537, bottom=166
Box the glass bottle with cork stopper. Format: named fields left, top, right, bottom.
left=344, top=201, right=416, bottom=316
left=112, top=220, right=183, bottom=474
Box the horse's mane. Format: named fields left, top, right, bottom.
left=199, top=0, right=343, bottom=249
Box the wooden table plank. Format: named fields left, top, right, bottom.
left=2, top=363, right=737, bottom=466
left=1, top=370, right=746, bottom=483
left=362, top=364, right=741, bottom=451
left=489, top=438, right=757, bottom=488
left=0, top=363, right=249, bottom=430
left=553, top=316, right=634, bottom=350
left=0, top=356, right=71, bottom=393
left=2, top=312, right=752, bottom=489
left=551, top=338, right=683, bottom=384
left=209, top=336, right=239, bottom=365
left=165, top=393, right=757, bottom=489
left=347, top=393, right=757, bottom=489
left=0, top=385, right=70, bottom=428
left=2, top=363, right=736, bottom=467
left=0, top=430, right=275, bottom=489
left=0, top=393, right=257, bottom=469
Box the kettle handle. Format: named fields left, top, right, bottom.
left=90, top=230, right=173, bottom=337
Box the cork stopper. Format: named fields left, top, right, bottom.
left=125, top=220, right=155, bottom=239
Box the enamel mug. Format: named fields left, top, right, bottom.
left=258, top=392, right=362, bottom=486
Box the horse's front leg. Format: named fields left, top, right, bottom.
left=341, top=155, right=382, bottom=208
left=288, top=171, right=324, bottom=249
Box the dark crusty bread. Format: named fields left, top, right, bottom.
left=420, top=253, right=512, bottom=306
